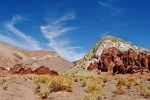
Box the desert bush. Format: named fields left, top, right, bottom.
left=3, top=84, right=8, bottom=90
left=47, top=75, right=73, bottom=92
left=0, top=79, right=7, bottom=85
left=10, top=77, right=17, bottom=82
left=113, top=86, right=126, bottom=95
left=117, top=77, right=127, bottom=87
left=40, top=88, right=50, bottom=99
left=102, top=76, right=111, bottom=83
left=82, top=77, right=88, bottom=87
left=126, top=76, right=140, bottom=89
left=34, top=75, right=51, bottom=84
left=34, top=75, right=73, bottom=92
left=85, top=78, right=103, bottom=93
left=140, top=82, right=150, bottom=97
left=83, top=92, right=106, bottom=100
left=35, top=82, right=41, bottom=89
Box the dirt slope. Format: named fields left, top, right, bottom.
left=0, top=42, right=74, bottom=73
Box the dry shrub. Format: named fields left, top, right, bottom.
left=34, top=75, right=51, bottom=84
left=126, top=76, right=140, bottom=89
left=40, top=88, right=50, bottom=99
left=113, top=86, right=126, bottom=95
left=102, top=76, right=111, bottom=83
left=47, top=75, right=73, bottom=92
left=0, top=79, right=7, bottom=85
left=85, top=77, right=103, bottom=93
left=3, top=84, right=8, bottom=90
left=140, top=82, right=150, bottom=97
left=117, top=77, right=128, bottom=87
left=83, top=92, right=106, bottom=100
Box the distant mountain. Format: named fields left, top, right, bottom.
left=0, top=42, right=74, bottom=73
left=67, top=36, right=150, bottom=76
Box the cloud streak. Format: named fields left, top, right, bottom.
left=0, top=14, right=43, bottom=50
left=99, top=0, right=124, bottom=18
left=40, top=12, right=85, bottom=62
left=0, top=13, right=85, bottom=62
left=99, top=1, right=111, bottom=8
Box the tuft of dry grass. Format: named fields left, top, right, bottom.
left=40, top=88, right=50, bottom=99
left=34, top=75, right=73, bottom=92
left=116, top=77, right=128, bottom=87
left=35, top=82, right=41, bottom=90
left=84, top=77, right=103, bottom=93
left=3, top=84, right=8, bottom=90
left=113, top=86, right=126, bottom=95
left=140, top=81, right=150, bottom=97
left=102, top=76, right=111, bottom=83
left=0, top=79, right=7, bottom=85
left=82, top=92, right=106, bottom=100
left=47, top=75, right=73, bottom=92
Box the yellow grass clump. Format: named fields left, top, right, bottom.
left=82, top=91, right=106, bottom=100
left=40, top=88, right=50, bottom=99
left=34, top=75, right=73, bottom=92
left=140, top=81, right=150, bottom=97
left=47, top=75, right=73, bottom=92
left=85, top=77, right=103, bottom=93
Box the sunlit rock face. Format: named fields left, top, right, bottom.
left=88, top=47, right=150, bottom=74
left=69, top=36, right=150, bottom=75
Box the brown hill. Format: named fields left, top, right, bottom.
left=0, top=42, right=74, bottom=73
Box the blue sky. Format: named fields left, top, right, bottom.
left=0, top=0, right=150, bottom=62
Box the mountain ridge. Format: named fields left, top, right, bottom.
left=0, top=42, right=74, bottom=73
left=67, top=36, right=150, bottom=76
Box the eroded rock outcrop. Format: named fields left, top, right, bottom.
left=0, top=67, right=9, bottom=75
left=10, top=64, right=58, bottom=75
left=34, top=66, right=58, bottom=75
left=88, top=47, right=150, bottom=74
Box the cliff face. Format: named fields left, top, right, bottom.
left=67, top=36, right=150, bottom=76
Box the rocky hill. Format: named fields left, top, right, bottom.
left=0, top=42, right=74, bottom=74
left=67, top=36, right=150, bottom=76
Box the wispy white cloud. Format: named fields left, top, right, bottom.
left=99, top=0, right=124, bottom=18
left=0, top=13, right=85, bottom=62
left=100, top=31, right=109, bottom=37
left=110, top=8, right=124, bottom=16
left=40, top=12, right=85, bottom=62
left=1, top=14, right=43, bottom=50
left=99, top=1, right=111, bottom=8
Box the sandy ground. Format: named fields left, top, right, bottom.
left=0, top=74, right=150, bottom=100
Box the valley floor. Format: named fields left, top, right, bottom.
left=0, top=74, right=150, bottom=100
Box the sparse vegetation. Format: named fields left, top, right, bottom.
left=40, top=88, right=50, bottom=99
left=113, top=86, right=126, bottom=95
left=102, top=76, right=111, bottom=83
left=3, top=84, right=8, bottom=90
left=0, top=79, right=7, bottom=85
left=35, top=82, right=41, bottom=89
left=140, top=81, right=150, bottom=97
left=47, top=75, right=73, bottom=92
left=34, top=75, right=73, bottom=93
left=85, top=77, right=103, bottom=93
left=116, top=77, right=127, bottom=87
left=83, top=92, right=106, bottom=100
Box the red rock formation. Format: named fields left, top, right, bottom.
left=10, top=64, right=58, bottom=75
left=0, top=67, right=9, bottom=75
left=34, top=66, right=58, bottom=75
left=19, top=67, right=33, bottom=75
left=10, top=64, right=22, bottom=74
left=87, top=62, right=98, bottom=70
left=87, top=47, right=150, bottom=74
